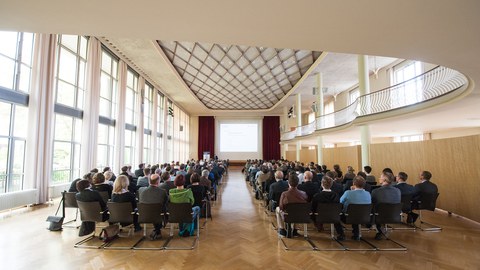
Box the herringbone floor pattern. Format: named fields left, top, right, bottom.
left=1, top=167, right=480, bottom=269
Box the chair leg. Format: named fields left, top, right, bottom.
left=416, top=210, right=442, bottom=231
left=279, top=223, right=316, bottom=251
left=343, top=225, right=377, bottom=251
left=74, top=232, right=107, bottom=249
left=375, top=224, right=408, bottom=251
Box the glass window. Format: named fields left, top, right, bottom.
left=392, top=61, right=423, bottom=107
left=166, top=100, right=174, bottom=162
left=0, top=101, right=28, bottom=193
left=52, top=114, right=82, bottom=185
left=97, top=123, right=115, bottom=169
left=99, top=50, right=118, bottom=119
left=0, top=31, right=34, bottom=93
left=156, top=93, right=165, bottom=163
left=55, top=35, right=87, bottom=110
left=124, top=129, right=135, bottom=166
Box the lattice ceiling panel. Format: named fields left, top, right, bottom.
left=158, top=40, right=322, bottom=110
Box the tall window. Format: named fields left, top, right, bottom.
left=97, top=49, right=118, bottom=169
left=0, top=32, right=34, bottom=93
left=324, top=100, right=335, bottom=127
left=143, top=83, right=153, bottom=163
left=156, top=93, right=165, bottom=163
left=124, top=69, right=138, bottom=166
left=392, top=61, right=423, bottom=106
left=0, top=31, right=33, bottom=193
left=349, top=88, right=360, bottom=105
left=52, top=35, right=87, bottom=184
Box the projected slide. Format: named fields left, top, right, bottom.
left=219, top=123, right=258, bottom=152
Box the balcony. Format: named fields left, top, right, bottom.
left=281, top=66, right=469, bottom=141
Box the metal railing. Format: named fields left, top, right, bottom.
left=281, top=66, right=468, bottom=141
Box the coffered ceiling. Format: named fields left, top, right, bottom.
left=158, top=41, right=322, bottom=110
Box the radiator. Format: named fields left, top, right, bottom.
left=0, top=189, right=38, bottom=211
left=48, top=183, right=71, bottom=199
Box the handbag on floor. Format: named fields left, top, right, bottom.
left=99, top=224, right=120, bottom=242
left=46, top=197, right=64, bottom=231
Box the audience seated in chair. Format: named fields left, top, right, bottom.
left=371, top=172, right=401, bottom=240
left=298, top=171, right=320, bottom=202
left=91, top=172, right=113, bottom=199
left=394, top=171, right=418, bottom=223
left=340, top=176, right=371, bottom=240
left=75, top=179, right=109, bottom=235
left=275, top=173, right=308, bottom=238
left=169, top=174, right=201, bottom=236
left=268, top=171, right=288, bottom=212
left=136, top=167, right=151, bottom=188
left=111, top=175, right=141, bottom=232
left=311, top=176, right=345, bottom=240
left=138, top=173, right=168, bottom=240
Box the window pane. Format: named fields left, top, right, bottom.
left=101, top=51, right=112, bottom=72
left=8, top=174, right=22, bottom=192
left=73, top=144, right=81, bottom=179
left=18, top=64, right=31, bottom=93
left=13, top=105, right=28, bottom=138
left=0, top=55, right=15, bottom=89
left=99, top=98, right=111, bottom=118
left=78, top=61, right=86, bottom=91
left=0, top=174, right=5, bottom=194
left=0, top=102, right=11, bottom=136
left=61, top=35, right=78, bottom=53
left=74, top=118, right=82, bottom=143
left=124, top=148, right=131, bottom=165
left=56, top=80, right=76, bottom=108
left=52, top=142, right=72, bottom=182
left=97, top=145, right=107, bottom=168
left=0, top=31, right=18, bottom=58
left=11, top=139, right=25, bottom=175
left=97, top=124, right=108, bottom=144
left=100, top=72, right=111, bottom=99
left=21, top=33, right=34, bottom=66
left=0, top=138, right=8, bottom=178
left=58, top=48, right=77, bottom=84
left=54, top=114, right=73, bottom=141
left=80, top=37, right=88, bottom=59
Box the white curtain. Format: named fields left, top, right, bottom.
left=80, top=37, right=101, bottom=173
left=151, top=88, right=158, bottom=164
left=26, top=34, right=56, bottom=203
left=114, top=61, right=127, bottom=172
left=136, top=77, right=145, bottom=165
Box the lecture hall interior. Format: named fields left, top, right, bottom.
left=0, top=1, right=479, bottom=269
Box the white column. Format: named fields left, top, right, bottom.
left=80, top=37, right=101, bottom=173
left=316, top=136, right=323, bottom=165
left=315, top=73, right=324, bottom=118
left=360, top=125, right=371, bottom=169
left=358, top=55, right=371, bottom=168
left=283, top=106, right=288, bottom=132
left=296, top=141, right=301, bottom=162
left=296, top=94, right=302, bottom=129
left=114, top=61, right=127, bottom=172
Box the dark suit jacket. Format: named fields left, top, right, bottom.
left=298, top=181, right=320, bottom=202
left=75, top=189, right=107, bottom=211
left=268, top=180, right=289, bottom=202
left=92, top=183, right=113, bottom=198
left=135, top=168, right=144, bottom=178
left=111, top=191, right=137, bottom=209
left=330, top=181, right=344, bottom=197
left=413, top=180, right=438, bottom=203
left=188, top=184, right=207, bottom=207
left=395, top=182, right=416, bottom=196
left=311, top=190, right=340, bottom=212
left=371, top=185, right=401, bottom=204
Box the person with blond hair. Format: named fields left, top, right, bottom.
left=111, top=175, right=141, bottom=231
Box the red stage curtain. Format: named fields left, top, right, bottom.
left=198, top=116, right=215, bottom=160
left=262, top=116, right=280, bottom=160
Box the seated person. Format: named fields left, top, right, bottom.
left=169, top=175, right=201, bottom=236
left=159, top=171, right=175, bottom=193
left=311, top=176, right=345, bottom=240
left=340, top=176, right=371, bottom=240
left=364, top=165, right=377, bottom=185
left=412, top=170, right=438, bottom=208
left=136, top=167, right=151, bottom=188
left=343, top=171, right=372, bottom=193
left=275, top=173, right=308, bottom=237
left=187, top=173, right=207, bottom=208
left=298, top=171, right=320, bottom=202
left=371, top=172, right=401, bottom=240
left=111, top=175, right=141, bottom=232
left=138, top=174, right=168, bottom=240
left=268, top=171, right=288, bottom=211
left=395, top=172, right=418, bottom=223
left=91, top=172, right=113, bottom=199
left=75, top=179, right=109, bottom=235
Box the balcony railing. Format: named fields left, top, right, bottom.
left=281, top=66, right=468, bottom=141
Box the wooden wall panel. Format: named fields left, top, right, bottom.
left=316, top=146, right=361, bottom=172
left=371, top=135, right=480, bottom=222
left=300, top=149, right=317, bottom=164
left=285, top=151, right=296, bottom=162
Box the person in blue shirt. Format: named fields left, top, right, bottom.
left=340, top=176, right=371, bottom=240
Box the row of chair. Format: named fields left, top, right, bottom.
left=279, top=202, right=407, bottom=251
left=73, top=201, right=201, bottom=250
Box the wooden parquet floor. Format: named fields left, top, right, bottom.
left=1, top=167, right=480, bottom=270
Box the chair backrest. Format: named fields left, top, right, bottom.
left=137, top=203, right=165, bottom=224
left=400, top=194, right=413, bottom=213
left=63, top=191, right=78, bottom=208
left=99, top=191, right=110, bottom=204
left=167, top=203, right=193, bottom=223
left=283, top=203, right=312, bottom=224
left=107, top=202, right=134, bottom=224
left=315, top=203, right=343, bottom=224
left=77, top=201, right=105, bottom=222
left=344, top=204, right=372, bottom=225
left=418, top=193, right=439, bottom=211
left=374, top=203, right=403, bottom=224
